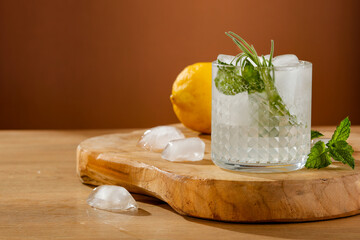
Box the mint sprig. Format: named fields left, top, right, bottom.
left=214, top=60, right=247, bottom=95
left=306, top=117, right=355, bottom=169
left=214, top=59, right=264, bottom=95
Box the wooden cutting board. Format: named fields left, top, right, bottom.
left=77, top=124, right=360, bottom=222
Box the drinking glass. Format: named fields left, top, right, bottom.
left=211, top=61, right=312, bottom=172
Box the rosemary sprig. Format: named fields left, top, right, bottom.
left=223, top=31, right=297, bottom=124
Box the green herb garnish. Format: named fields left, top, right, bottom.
left=305, top=141, right=332, bottom=169
left=214, top=60, right=247, bottom=95
left=306, top=117, right=355, bottom=169
left=311, top=130, right=324, bottom=140
left=215, top=32, right=297, bottom=124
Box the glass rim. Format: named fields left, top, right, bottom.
left=212, top=60, right=312, bottom=71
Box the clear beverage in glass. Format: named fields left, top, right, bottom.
left=211, top=61, right=312, bottom=172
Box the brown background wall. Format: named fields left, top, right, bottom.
left=0, top=0, right=359, bottom=129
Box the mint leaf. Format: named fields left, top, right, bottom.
left=328, top=117, right=350, bottom=145
left=311, top=130, right=324, bottom=140
left=214, top=67, right=246, bottom=95
left=214, top=60, right=265, bottom=95
left=328, top=140, right=355, bottom=169
left=241, top=60, right=264, bottom=94
left=306, top=117, right=355, bottom=170
left=305, top=141, right=332, bottom=169
left=331, top=140, right=354, bottom=153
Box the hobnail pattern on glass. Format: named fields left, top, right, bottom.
left=211, top=92, right=310, bottom=165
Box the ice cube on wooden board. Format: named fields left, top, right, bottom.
left=78, top=126, right=360, bottom=222
left=137, top=126, right=185, bottom=152
left=161, top=137, right=205, bottom=162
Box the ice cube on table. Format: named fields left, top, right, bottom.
left=272, top=54, right=299, bottom=67
left=138, top=126, right=185, bottom=152
left=87, top=185, right=138, bottom=212
left=161, top=137, right=205, bottom=162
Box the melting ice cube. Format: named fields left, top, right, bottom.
left=138, top=126, right=185, bottom=152
left=217, top=54, right=237, bottom=65
left=161, top=137, right=205, bottom=162
left=217, top=54, right=260, bottom=67
left=87, top=185, right=138, bottom=212
left=272, top=54, right=299, bottom=67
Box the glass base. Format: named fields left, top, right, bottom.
left=212, top=160, right=305, bottom=173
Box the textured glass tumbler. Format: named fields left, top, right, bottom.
left=211, top=61, right=312, bottom=173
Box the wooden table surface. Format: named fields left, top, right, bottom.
left=1, top=126, right=360, bottom=240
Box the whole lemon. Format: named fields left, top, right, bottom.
left=170, top=62, right=212, bottom=134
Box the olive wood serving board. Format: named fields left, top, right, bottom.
left=77, top=124, right=360, bottom=222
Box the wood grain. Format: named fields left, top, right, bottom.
left=1, top=128, right=360, bottom=239
left=77, top=125, right=360, bottom=222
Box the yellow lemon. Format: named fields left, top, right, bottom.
left=170, top=62, right=212, bottom=134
